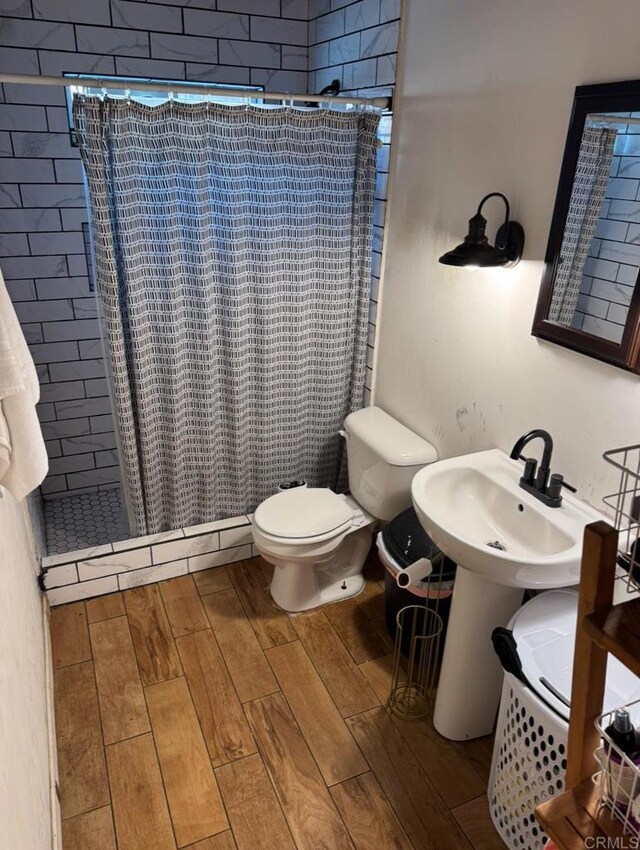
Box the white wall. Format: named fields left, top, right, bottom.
left=375, top=0, right=640, bottom=508
left=0, top=489, right=54, bottom=849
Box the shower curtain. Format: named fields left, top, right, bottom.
left=548, top=126, right=617, bottom=326
left=73, top=96, right=379, bottom=536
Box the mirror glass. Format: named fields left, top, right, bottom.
left=548, top=111, right=639, bottom=343
left=533, top=80, right=640, bottom=373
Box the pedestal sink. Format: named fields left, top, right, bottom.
left=411, top=448, right=603, bottom=741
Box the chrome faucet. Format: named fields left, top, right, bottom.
left=509, top=429, right=575, bottom=508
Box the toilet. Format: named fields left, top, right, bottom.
left=252, top=406, right=438, bottom=612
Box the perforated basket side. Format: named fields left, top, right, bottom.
left=488, top=673, right=569, bottom=850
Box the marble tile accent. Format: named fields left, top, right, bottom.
left=47, top=575, right=119, bottom=605
left=219, top=39, right=280, bottom=68
left=309, top=0, right=331, bottom=17
left=344, top=0, right=380, bottom=34
left=188, top=544, right=253, bottom=573
left=183, top=9, right=250, bottom=40
left=380, top=0, right=400, bottom=23
left=12, top=132, right=77, bottom=159
left=49, top=360, right=104, bottom=382
left=217, top=0, right=280, bottom=14
left=151, top=532, right=220, bottom=565
left=76, top=26, right=150, bottom=58
left=316, top=8, right=344, bottom=42
left=112, top=528, right=184, bottom=553
left=49, top=453, right=94, bottom=476
left=250, top=69, right=308, bottom=92
left=251, top=15, right=307, bottom=46
left=599, top=238, right=640, bottom=267
left=219, top=525, right=253, bottom=549
left=78, top=547, right=152, bottom=581
left=118, top=559, right=189, bottom=589
left=114, top=56, right=185, bottom=79
left=0, top=158, right=54, bottom=183
left=328, top=32, right=360, bottom=65
left=185, top=63, right=251, bottom=84
left=184, top=516, right=250, bottom=536
left=282, top=44, right=308, bottom=70
left=0, top=103, right=47, bottom=131
left=38, top=50, right=116, bottom=77
left=0, top=232, right=29, bottom=256
left=42, top=319, right=101, bottom=342
left=35, top=277, right=91, bottom=300
left=150, top=33, right=218, bottom=64
left=33, top=0, right=110, bottom=25
left=30, top=342, right=80, bottom=364
left=43, top=511, right=259, bottom=604
left=0, top=47, right=39, bottom=74
left=110, top=0, right=182, bottom=34
left=0, top=185, right=22, bottom=208
left=67, top=467, right=121, bottom=489
left=43, top=542, right=113, bottom=568
left=58, top=432, right=114, bottom=456
left=282, top=0, right=309, bottom=19
left=43, top=562, right=78, bottom=587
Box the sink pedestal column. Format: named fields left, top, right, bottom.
left=433, top=566, right=524, bottom=741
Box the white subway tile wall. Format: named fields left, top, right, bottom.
left=571, top=117, right=640, bottom=343
left=308, top=0, right=400, bottom=405
left=1, top=0, right=399, bottom=497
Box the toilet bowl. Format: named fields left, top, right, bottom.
left=253, top=490, right=374, bottom=612
left=252, top=406, right=439, bottom=613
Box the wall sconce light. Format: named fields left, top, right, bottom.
left=439, top=192, right=525, bottom=269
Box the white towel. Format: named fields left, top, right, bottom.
left=0, top=268, right=48, bottom=499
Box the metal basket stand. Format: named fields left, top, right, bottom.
left=387, top=604, right=443, bottom=721
left=603, top=444, right=640, bottom=596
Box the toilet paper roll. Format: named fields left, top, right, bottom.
left=396, top=558, right=433, bottom=589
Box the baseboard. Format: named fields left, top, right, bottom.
left=42, top=594, right=62, bottom=850
left=41, top=514, right=255, bottom=606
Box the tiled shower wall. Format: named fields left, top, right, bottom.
left=0, top=0, right=309, bottom=499
left=308, top=0, right=400, bottom=401
left=574, top=117, right=640, bottom=343
left=0, top=0, right=399, bottom=498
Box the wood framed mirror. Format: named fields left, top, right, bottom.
left=532, top=79, right=640, bottom=373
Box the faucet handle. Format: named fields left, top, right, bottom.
left=522, top=457, right=537, bottom=485
left=548, top=473, right=564, bottom=500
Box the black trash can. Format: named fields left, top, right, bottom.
left=376, top=507, right=456, bottom=656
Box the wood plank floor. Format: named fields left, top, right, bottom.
left=51, top=554, right=500, bottom=850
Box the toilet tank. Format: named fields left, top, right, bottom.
left=344, top=406, right=438, bottom=521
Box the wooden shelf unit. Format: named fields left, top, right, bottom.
left=535, top=521, right=640, bottom=850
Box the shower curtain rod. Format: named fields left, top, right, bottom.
left=0, top=72, right=391, bottom=109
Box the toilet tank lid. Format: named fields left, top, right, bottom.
left=344, top=406, right=438, bottom=467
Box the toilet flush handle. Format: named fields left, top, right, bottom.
left=339, top=429, right=349, bottom=440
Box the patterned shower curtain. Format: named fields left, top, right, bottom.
left=73, top=96, right=379, bottom=536
left=548, top=126, right=617, bottom=326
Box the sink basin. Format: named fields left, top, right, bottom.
left=411, top=447, right=604, bottom=742
left=411, top=448, right=602, bottom=588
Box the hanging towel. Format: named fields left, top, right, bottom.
left=0, top=269, right=48, bottom=499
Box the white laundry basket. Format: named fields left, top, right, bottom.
left=489, top=671, right=567, bottom=850
left=488, top=589, right=640, bottom=850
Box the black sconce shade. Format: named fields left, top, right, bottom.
left=439, top=193, right=525, bottom=269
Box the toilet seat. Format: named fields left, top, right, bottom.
left=253, top=488, right=354, bottom=544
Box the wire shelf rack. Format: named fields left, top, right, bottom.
left=594, top=699, right=640, bottom=839
left=603, top=444, right=640, bottom=594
